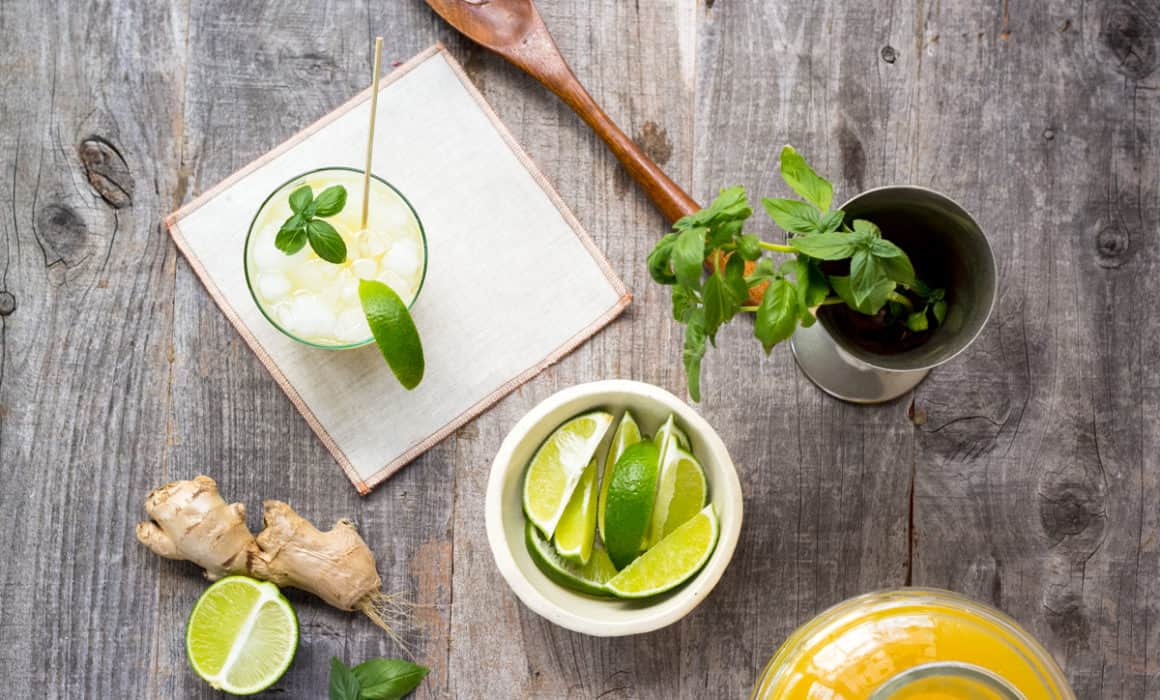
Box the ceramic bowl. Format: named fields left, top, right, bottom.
left=485, top=380, right=743, bottom=636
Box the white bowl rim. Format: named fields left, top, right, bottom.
left=485, top=379, right=744, bottom=637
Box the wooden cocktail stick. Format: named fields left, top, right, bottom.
left=360, top=36, right=384, bottom=230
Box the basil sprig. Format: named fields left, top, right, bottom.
left=648, top=145, right=946, bottom=401
left=329, top=656, right=429, bottom=700
left=275, top=184, right=349, bottom=263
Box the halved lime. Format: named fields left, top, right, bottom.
left=598, top=411, right=643, bottom=544
left=653, top=414, right=691, bottom=457
left=186, top=576, right=298, bottom=695
left=554, top=457, right=598, bottom=564
left=605, top=505, right=719, bottom=599
left=359, top=279, right=424, bottom=390
left=603, top=441, right=661, bottom=570
left=523, top=411, right=614, bottom=539
left=644, top=445, right=708, bottom=549
left=525, top=521, right=617, bottom=596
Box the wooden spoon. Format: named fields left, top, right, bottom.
left=423, top=0, right=700, bottom=223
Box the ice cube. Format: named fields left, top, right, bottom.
left=257, top=272, right=291, bottom=303
left=383, top=241, right=420, bottom=279
left=357, top=229, right=389, bottom=258
left=377, top=270, right=413, bottom=302
left=292, top=258, right=340, bottom=291
left=335, top=308, right=371, bottom=343
left=338, top=276, right=360, bottom=303
left=288, top=294, right=335, bottom=339
left=253, top=238, right=299, bottom=272
left=352, top=257, right=379, bottom=280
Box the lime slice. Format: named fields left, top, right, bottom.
left=359, top=279, right=424, bottom=390
left=553, top=457, right=598, bottom=564
left=605, top=505, right=719, bottom=599
left=644, top=445, right=708, bottom=549
left=523, top=411, right=615, bottom=539
left=603, top=441, right=661, bottom=570
left=186, top=576, right=298, bottom=695
left=653, top=414, right=691, bottom=457
left=598, top=411, right=643, bottom=544
left=525, top=521, right=617, bottom=596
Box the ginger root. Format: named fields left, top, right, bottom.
left=136, top=475, right=402, bottom=636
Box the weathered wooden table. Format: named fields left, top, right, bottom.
left=3, top=0, right=1158, bottom=697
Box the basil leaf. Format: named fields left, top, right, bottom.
left=779, top=145, right=833, bottom=212
left=307, top=219, right=348, bottom=263
left=313, top=185, right=348, bottom=217
left=647, top=233, right=679, bottom=284
left=329, top=657, right=361, bottom=700
left=762, top=197, right=821, bottom=234
left=780, top=258, right=829, bottom=309
left=907, top=310, right=930, bottom=332
left=850, top=249, right=887, bottom=306
left=701, top=274, right=728, bottom=344
left=672, top=226, right=707, bottom=289
left=745, top=258, right=777, bottom=286
left=289, top=185, right=313, bottom=215
left=683, top=312, right=708, bottom=402
left=932, top=299, right=948, bottom=325
left=724, top=253, right=749, bottom=301
left=672, top=286, right=698, bottom=323
left=818, top=209, right=845, bottom=233
left=737, top=234, right=762, bottom=261
left=830, top=274, right=895, bottom=315
left=352, top=658, right=430, bottom=700
left=878, top=253, right=915, bottom=287
left=870, top=238, right=904, bottom=257
left=788, top=232, right=858, bottom=260
left=755, top=278, right=800, bottom=354
left=852, top=219, right=882, bottom=238
left=275, top=222, right=308, bottom=255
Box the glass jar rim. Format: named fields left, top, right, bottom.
left=242, top=166, right=428, bottom=350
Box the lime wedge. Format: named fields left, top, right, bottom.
left=523, top=411, right=615, bottom=539
left=653, top=414, right=691, bottom=457
left=644, top=445, right=708, bottom=549
left=359, top=279, right=424, bottom=390
left=598, top=411, right=643, bottom=544
left=186, top=576, right=298, bottom=695
left=525, top=521, right=617, bottom=596
left=553, top=457, right=598, bottom=564
left=603, top=441, right=661, bottom=570
left=605, top=505, right=719, bottom=599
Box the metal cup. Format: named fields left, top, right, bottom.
left=789, top=186, right=997, bottom=403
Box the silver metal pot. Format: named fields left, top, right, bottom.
left=789, top=186, right=997, bottom=403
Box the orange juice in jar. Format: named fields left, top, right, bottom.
left=751, top=589, right=1075, bottom=700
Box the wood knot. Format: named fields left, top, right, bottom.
left=1095, top=226, right=1129, bottom=268
left=1099, top=7, right=1157, bottom=79
left=37, top=203, right=90, bottom=267
left=78, top=136, right=133, bottom=208
left=1039, top=483, right=1106, bottom=542
left=1043, top=590, right=1090, bottom=644
left=880, top=45, right=898, bottom=63
left=634, top=121, right=673, bottom=167
left=1042, top=128, right=1056, bottom=140
left=0, top=292, right=14, bottom=316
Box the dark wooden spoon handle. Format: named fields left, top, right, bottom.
left=490, top=10, right=700, bottom=223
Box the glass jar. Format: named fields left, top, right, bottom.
left=751, top=588, right=1075, bottom=700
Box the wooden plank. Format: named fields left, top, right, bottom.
left=0, top=1, right=188, bottom=697
left=910, top=1, right=1160, bottom=697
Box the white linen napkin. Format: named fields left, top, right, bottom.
left=166, top=44, right=629, bottom=493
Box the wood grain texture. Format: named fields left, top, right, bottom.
left=1, top=0, right=1156, bottom=697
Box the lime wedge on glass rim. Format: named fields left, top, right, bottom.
left=526, top=521, right=617, bottom=596
left=605, top=505, right=719, bottom=599
left=359, top=279, right=424, bottom=390
left=598, top=411, right=643, bottom=543
left=185, top=576, right=298, bottom=695
left=554, top=457, right=599, bottom=564
left=523, top=411, right=615, bottom=539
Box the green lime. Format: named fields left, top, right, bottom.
left=605, top=505, right=719, bottom=599
left=185, top=576, right=298, bottom=695
left=598, top=411, right=643, bottom=544
left=523, top=411, right=614, bottom=538
left=525, top=521, right=617, bottom=596
left=553, top=457, right=598, bottom=564
left=653, top=414, right=691, bottom=457
left=644, top=445, right=708, bottom=549
left=603, top=441, right=660, bottom=570
left=359, top=279, right=424, bottom=390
